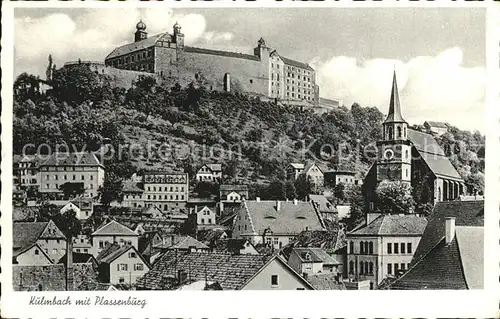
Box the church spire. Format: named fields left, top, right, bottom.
left=385, top=70, right=406, bottom=123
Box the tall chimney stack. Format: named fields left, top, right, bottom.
left=445, top=217, right=456, bottom=244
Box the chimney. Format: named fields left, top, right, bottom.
left=366, top=212, right=381, bottom=225
left=276, top=200, right=281, bottom=211
left=256, top=197, right=260, bottom=202
left=293, top=199, right=298, bottom=205
left=445, top=217, right=456, bottom=244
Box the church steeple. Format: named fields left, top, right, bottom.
left=385, top=70, right=406, bottom=124
left=383, top=70, right=408, bottom=141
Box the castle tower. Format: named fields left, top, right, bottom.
left=376, top=71, right=412, bottom=185
left=172, top=22, right=184, bottom=48
left=253, top=37, right=268, bottom=58
left=134, top=20, right=148, bottom=42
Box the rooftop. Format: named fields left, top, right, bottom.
left=349, top=214, right=427, bottom=237
left=39, top=152, right=103, bottom=167
left=92, top=220, right=138, bottom=237
left=291, top=247, right=341, bottom=265
left=13, top=221, right=66, bottom=253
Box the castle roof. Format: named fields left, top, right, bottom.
left=184, top=46, right=259, bottom=61
left=281, top=56, right=314, bottom=71
left=106, top=33, right=165, bottom=60
left=384, top=71, right=406, bottom=123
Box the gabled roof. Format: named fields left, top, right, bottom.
left=13, top=242, right=53, bottom=261
left=348, top=214, right=427, bottom=236
left=92, top=220, right=138, bottom=237
left=384, top=71, right=406, bottom=123
left=106, top=33, right=165, bottom=60
left=281, top=56, right=314, bottom=71
left=156, top=235, right=209, bottom=250
left=389, top=226, right=483, bottom=290
left=425, top=121, right=449, bottom=128
left=13, top=221, right=66, bottom=252
left=58, top=252, right=97, bottom=265
left=40, top=152, right=103, bottom=167
left=303, top=162, right=323, bottom=175
left=291, top=247, right=341, bottom=264
left=214, top=238, right=256, bottom=254
left=290, top=229, right=347, bottom=255
left=196, top=228, right=227, bottom=245
left=407, top=129, right=446, bottom=156
left=142, top=206, right=164, bottom=217
left=196, top=206, right=214, bottom=214
left=411, top=200, right=484, bottom=266
left=240, top=200, right=325, bottom=235
left=96, top=244, right=148, bottom=267
left=309, top=194, right=337, bottom=213
left=306, top=273, right=346, bottom=290
left=289, top=163, right=305, bottom=170
left=122, top=180, right=143, bottom=193
left=199, top=164, right=222, bottom=172
left=136, top=251, right=314, bottom=290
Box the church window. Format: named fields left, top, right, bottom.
left=404, top=127, right=407, bottom=138
left=406, top=169, right=409, bottom=177
left=405, top=150, right=409, bottom=159
left=369, top=242, right=374, bottom=254
left=360, top=262, right=364, bottom=274
left=349, top=241, right=354, bottom=254
left=398, top=127, right=402, bottom=138
left=349, top=261, right=354, bottom=274
left=359, top=242, right=364, bottom=254
left=388, top=127, right=393, bottom=140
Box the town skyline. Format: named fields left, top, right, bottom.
left=14, top=8, right=485, bottom=132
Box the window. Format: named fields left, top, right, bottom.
left=81, top=175, right=85, bottom=180
left=387, top=263, right=392, bottom=274
left=34, top=249, right=39, bottom=255
left=359, top=242, right=364, bottom=254
left=400, top=263, right=406, bottom=271
left=405, top=150, right=409, bottom=159
left=99, top=241, right=104, bottom=248
left=394, top=263, right=399, bottom=274
left=117, top=264, right=128, bottom=271
left=387, top=243, right=392, bottom=254
left=52, top=249, right=58, bottom=255
left=349, top=261, right=354, bottom=274
left=369, top=262, right=373, bottom=274
left=349, top=241, right=354, bottom=254
left=76, top=248, right=81, bottom=252
left=119, top=277, right=125, bottom=283
left=244, top=224, right=247, bottom=230
left=369, top=242, right=374, bottom=254
left=360, top=262, right=364, bottom=274
left=401, top=243, right=406, bottom=254
left=134, top=264, right=144, bottom=271
left=407, top=243, right=412, bottom=254
left=271, top=275, right=278, bottom=286
left=394, top=243, right=399, bottom=254
left=129, top=252, right=137, bottom=258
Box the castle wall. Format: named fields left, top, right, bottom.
left=154, top=47, right=269, bottom=96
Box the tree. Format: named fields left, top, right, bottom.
left=284, top=180, right=297, bottom=200
left=376, top=181, right=416, bottom=215
left=59, top=182, right=85, bottom=199
left=51, top=64, right=102, bottom=104
left=333, top=183, right=346, bottom=205
left=465, top=172, right=484, bottom=195
left=52, top=208, right=82, bottom=291
left=295, top=174, right=313, bottom=200
left=340, top=185, right=365, bottom=230
left=37, top=201, right=60, bottom=222
left=194, top=181, right=218, bottom=198
left=97, top=173, right=124, bottom=214
left=14, top=73, right=41, bottom=101
left=46, top=54, right=53, bottom=81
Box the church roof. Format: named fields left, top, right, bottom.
left=407, top=129, right=463, bottom=180
left=384, top=71, right=406, bottom=123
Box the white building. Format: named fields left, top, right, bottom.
left=195, top=164, right=222, bottom=182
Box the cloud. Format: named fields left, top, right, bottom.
left=14, top=9, right=235, bottom=77
left=313, top=47, right=485, bottom=132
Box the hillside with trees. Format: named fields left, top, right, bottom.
left=13, top=64, right=485, bottom=225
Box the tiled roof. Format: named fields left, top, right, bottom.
left=408, top=129, right=446, bottom=156
left=200, top=164, right=222, bottom=172
left=214, top=238, right=254, bottom=254
left=184, top=46, right=260, bottom=61
left=136, top=251, right=275, bottom=290
left=418, top=152, right=463, bottom=180
left=58, top=252, right=97, bottom=265
left=187, top=198, right=217, bottom=204
left=306, top=273, right=346, bottom=290
left=13, top=221, right=66, bottom=252
left=281, top=56, right=314, bottom=71
left=309, top=195, right=337, bottom=213
left=96, top=244, right=139, bottom=265
left=196, top=229, right=227, bottom=245
left=241, top=200, right=325, bottom=235
left=291, top=229, right=346, bottom=254
left=77, top=281, right=118, bottom=291
left=348, top=215, right=427, bottom=236
left=141, top=206, right=164, bottom=217
left=291, top=248, right=341, bottom=264
left=411, top=200, right=483, bottom=267
left=156, top=235, right=209, bottom=250
left=106, top=33, right=165, bottom=60
left=303, top=162, right=323, bottom=175
left=389, top=226, right=483, bottom=290
left=40, top=152, right=103, bottom=167
left=92, top=220, right=138, bottom=237
left=425, top=121, right=448, bottom=128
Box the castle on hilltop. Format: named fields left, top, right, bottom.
left=103, top=21, right=319, bottom=104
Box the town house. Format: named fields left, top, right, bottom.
left=97, top=244, right=150, bottom=286
left=91, top=220, right=139, bottom=255
left=195, top=164, right=222, bottom=182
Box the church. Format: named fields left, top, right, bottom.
left=104, top=21, right=319, bottom=104
left=363, top=71, right=465, bottom=212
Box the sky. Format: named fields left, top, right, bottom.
left=14, top=8, right=486, bottom=132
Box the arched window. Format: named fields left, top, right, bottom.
left=349, top=241, right=354, bottom=254
left=369, top=242, right=374, bottom=254
left=405, top=150, right=409, bottom=159
left=365, top=261, right=369, bottom=274
left=360, top=262, right=364, bottom=274
left=438, top=187, right=442, bottom=201
left=349, top=261, right=354, bottom=274
left=397, top=126, right=402, bottom=138
left=359, top=242, right=364, bottom=254
left=388, top=127, right=393, bottom=140
left=369, top=262, right=374, bottom=274
left=364, top=241, right=369, bottom=254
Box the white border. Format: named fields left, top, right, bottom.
left=1, top=1, right=498, bottom=318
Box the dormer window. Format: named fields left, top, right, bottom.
left=305, top=252, right=311, bottom=261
